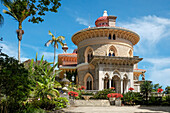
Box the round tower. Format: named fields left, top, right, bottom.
left=71, top=11, right=142, bottom=92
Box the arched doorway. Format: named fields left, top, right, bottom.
left=84, top=73, right=93, bottom=90
left=112, top=75, right=121, bottom=93
left=104, top=73, right=110, bottom=89
left=123, top=74, right=128, bottom=93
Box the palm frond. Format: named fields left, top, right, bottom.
left=48, top=30, right=55, bottom=37
left=3, top=9, right=18, bottom=21
left=58, top=40, right=64, bottom=47
left=56, top=36, right=65, bottom=40
left=0, top=14, right=4, bottom=26
left=45, top=40, right=52, bottom=47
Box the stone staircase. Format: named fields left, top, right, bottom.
left=71, top=100, right=110, bottom=107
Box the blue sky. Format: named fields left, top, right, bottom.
left=0, top=0, right=170, bottom=88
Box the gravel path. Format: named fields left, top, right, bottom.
left=62, top=106, right=170, bottom=113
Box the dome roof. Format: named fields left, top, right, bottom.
left=95, top=16, right=108, bottom=22
left=95, top=10, right=109, bottom=27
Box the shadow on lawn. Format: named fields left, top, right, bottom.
left=135, top=106, right=170, bottom=113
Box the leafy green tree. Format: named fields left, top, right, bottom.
left=45, top=30, right=65, bottom=66
left=27, top=54, right=69, bottom=110
left=0, top=53, right=31, bottom=113
left=152, top=83, right=162, bottom=92
left=164, top=86, right=170, bottom=94
left=140, top=81, right=153, bottom=104
left=28, top=54, right=63, bottom=108
left=2, top=0, right=61, bottom=62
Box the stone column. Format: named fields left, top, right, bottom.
left=121, top=79, right=123, bottom=94
left=109, top=79, right=111, bottom=88
left=126, top=79, right=130, bottom=92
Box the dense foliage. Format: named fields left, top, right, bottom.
left=93, top=89, right=115, bottom=99
left=0, top=53, right=31, bottom=113
left=140, top=81, right=153, bottom=104
left=2, top=0, right=61, bottom=24
left=28, top=54, right=68, bottom=110
left=0, top=53, right=68, bottom=112
left=164, top=86, right=170, bottom=94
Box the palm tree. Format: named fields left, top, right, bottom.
left=0, top=13, right=4, bottom=26
left=2, top=0, right=31, bottom=63
left=140, top=81, right=153, bottom=104
left=45, top=30, right=65, bottom=66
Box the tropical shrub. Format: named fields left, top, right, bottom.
left=0, top=53, right=31, bottom=113
left=27, top=54, right=67, bottom=110
left=157, top=88, right=163, bottom=93
left=140, top=81, right=153, bottom=104
left=122, top=92, right=142, bottom=105
left=164, top=86, right=170, bottom=94
left=93, top=89, right=115, bottom=99
left=68, top=91, right=79, bottom=99
left=107, top=93, right=123, bottom=99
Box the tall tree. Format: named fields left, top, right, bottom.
left=45, top=30, right=65, bottom=66
left=2, top=0, right=61, bottom=63
left=140, top=81, right=153, bottom=104
left=152, top=83, right=162, bottom=92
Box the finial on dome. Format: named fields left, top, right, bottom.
left=103, top=10, right=108, bottom=16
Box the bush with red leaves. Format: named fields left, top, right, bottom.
left=157, top=88, right=163, bottom=93
left=107, top=93, right=123, bottom=99
left=68, top=91, right=79, bottom=97
left=128, top=87, right=134, bottom=91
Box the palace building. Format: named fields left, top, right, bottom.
left=58, top=11, right=146, bottom=93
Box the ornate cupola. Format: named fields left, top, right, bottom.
left=95, top=10, right=117, bottom=27
left=62, top=43, right=68, bottom=53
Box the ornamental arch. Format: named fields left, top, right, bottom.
left=84, top=73, right=93, bottom=90
left=84, top=46, right=93, bottom=63
left=107, top=45, right=118, bottom=56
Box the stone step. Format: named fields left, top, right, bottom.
left=72, top=100, right=110, bottom=107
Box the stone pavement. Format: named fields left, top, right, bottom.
left=61, top=106, right=170, bottom=113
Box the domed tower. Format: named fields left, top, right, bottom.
left=71, top=11, right=143, bottom=93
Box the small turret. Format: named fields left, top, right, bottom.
left=62, top=43, right=68, bottom=53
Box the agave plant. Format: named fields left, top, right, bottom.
left=28, top=53, right=62, bottom=101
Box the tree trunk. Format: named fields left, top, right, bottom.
left=18, top=22, right=22, bottom=63
left=18, top=40, right=21, bottom=63
left=53, top=45, right=56, bottom=75
left=54, top=45, right=56, bottom=66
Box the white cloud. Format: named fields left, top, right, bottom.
left=76, top=17, right=89, bottom=26
left=144, top=57, right=170, bottom=86
left=118, top=15, right=170, bottom=56
left=41, top=51, right=54, bottom=59
left=22, top=44, right=40, bottom=52
left=0, top=42, right=29, bottom=62
left=118, top=15, right=170, bottom=87
left=0, top=42, right=17, bottom=58
left=149, top=68, right=170, bottom=87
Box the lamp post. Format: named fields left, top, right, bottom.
left=61, top=73, right=70, bottom=94
left=72, top=76, right=75, bottom=82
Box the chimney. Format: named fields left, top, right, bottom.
left=108, top=16, right=117, bottom=27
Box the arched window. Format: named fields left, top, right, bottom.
left=108, top=49, right=115, bottom=57
left=129, top=49, right=133, bottom=57
left=88, top=54, right=90, bottom=62
left=113, top=34, right=116, bottom=40
left=87, top=49, right=93, bottom=62
left=84, top=47, right=93, bottom=63
left=84, top=73, right=93, bottom=90
left=107, top=45, right=117, bottom=56
left=108, top=34, right=111, bottom=39
left=86, top=76, right=92, bottom=90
